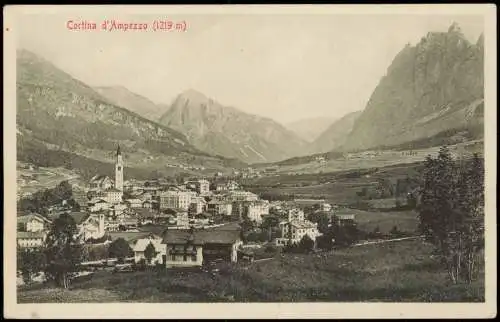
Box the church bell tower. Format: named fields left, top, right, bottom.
left=115, top=144, right=124, bottom=191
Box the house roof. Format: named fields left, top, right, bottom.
left=108, top=231, right=159, bottom=244
left=139, top=224, right=169, bottom=236
left=161, top=229, right=241, bottom=245
left=90, top=175, right=111, bottom=183
left=17, top=213, right=51, bottom=224
left=125, top=199, right=143, bottom=204
left=89, top=198, right=108, bottom=204
left=133, top=238, right=164, bottom=252
left=289, top=220, right=317, bottom=229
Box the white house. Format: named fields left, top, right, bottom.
left=133, top=236, right=166, bottom=265
left=287, top=208, right=305, bottom=221
left=68, top=212, right=105, bottom=241
left=17, top=214, right=51, bottom=233
left=159, top=190, right=192, bottom=211
left=207, top=201, right=232, bottom=217
left=88, top=198, right=110, bottom=213
left=226, top=190, right=259, bottom=202
left=274, top=209, right=321, bottom=247
left=89, top=175, right=113, bottom=191
left=104, top=188, right=123, bottom=204
left=320, top=203, right=332, bottom=212
left=189, top=196, right=207, bottom=215
left=245, top=200, right=269, bottom=223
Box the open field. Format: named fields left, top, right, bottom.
left=17, top=239, right=484, bottom=303
left=255, top=139, right=483, bottom=175
left=16, top=162, right=82, bottom=198
left=334, top=208, right=419, bottom=234
left=244, top=161, right=423, bottom=205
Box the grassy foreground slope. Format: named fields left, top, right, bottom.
left=18, top=240, right=484, bottom=303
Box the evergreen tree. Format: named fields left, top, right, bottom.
left=43, top=213, right=83, bottom=289
left=297, top=234, right=315, bottom=253
left=108, top=238, right=132, bottom=263
left=144, top=242, right=157, bottom=265
left=418, top=147, right=484, bottom=284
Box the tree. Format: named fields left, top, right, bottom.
left=418, top=147, right=485, bottom=284
left=144, top=242, right=157, bottom=265
left=261, top=215, right=280, bottom=241
left=53, top=180, right=73, bottom=202
left=316, top=233, right=334, bottom=250
left=390, top=225, right=400, bottom=237
left=457, top=153, right=485, bottom=283
left=331, top=219, right=360, bottom=247
left=406, top=192, right=417, bottom=209
left=307, top=212, right=330, bottom=234
left=297, top=234, right=315, bottom=253
left=17, top=248, right=46, bottom=285
left=108, top=238, right=132, bottom=263
left=43, top=213, right=83, bottom=289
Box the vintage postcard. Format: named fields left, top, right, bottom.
left=3, top=4, right=497, bottom=319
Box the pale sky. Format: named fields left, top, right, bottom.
left=16, top=12, right=484, bottom=124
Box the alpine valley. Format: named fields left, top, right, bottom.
left=16, top=49, right=244, bottom=181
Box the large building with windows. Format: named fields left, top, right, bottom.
left=274, top=208, right=321, bottom=247
left=245, top=200, right=269, bottom=223
left=159, top=191, right=192, bottom=211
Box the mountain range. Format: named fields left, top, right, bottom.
left=158, top=89, right=308, bottom=163
left=16, top=49, right=242, bottom=179
left=285, top=117, right=338, bottom=142
left=341, top=23, right=484, bottom=151
left=309, top=111, right=363, bottom=153
left=94, top=85, right=169, bottom=121
left=16, top=22, right=485, bottom=172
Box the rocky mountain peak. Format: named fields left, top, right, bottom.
left=341, top=24, right=484, bottom=151
left=159, top=90, right=307, bottom=163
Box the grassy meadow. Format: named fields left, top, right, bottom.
left=17, top=239, right=484, bottom=303
left=244, top=161, right=423, bottom=205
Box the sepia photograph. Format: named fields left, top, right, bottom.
left=3, top=4, right=497, bottom=319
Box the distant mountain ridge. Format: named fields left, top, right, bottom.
left=94, top=85, right=168, bottom=121
left=158, top=89, right=308, bottom=163
left=16, top=49, right=242, bottom=178
left=311, top=111, right=362, bottom=153
left=285, top=116, right=338, bottom=142
left=342, top=23, right=484, bottom=151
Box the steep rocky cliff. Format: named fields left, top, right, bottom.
left=159, top=89, right=308, bottom=163
left=342, top=23, right=484, bottom=151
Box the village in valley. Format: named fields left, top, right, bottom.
left=12, top=11, right=488, bottom=306
left=17, top=145, right=351, bottom=282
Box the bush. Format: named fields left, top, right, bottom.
left=264, top=245, right=277, bottom=253
left=108, top=238, right=133, bottom=263
left=133, top=258, right=147, bottom=271
left=154, top=262, right=165, bottom=274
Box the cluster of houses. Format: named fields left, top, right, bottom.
left=16, top=146, right=278, bottom=267
left=17, top=146, right=358, bottom=270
